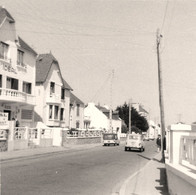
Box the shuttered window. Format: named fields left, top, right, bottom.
left=21, top=109, right=33, bottom=120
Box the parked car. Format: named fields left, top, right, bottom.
left=125, top=133, right=145, bottom=152
left=143, top=134, right=149, bottom=141
left=103, top=133, right=120, bottom=146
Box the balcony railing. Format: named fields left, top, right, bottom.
left=0, top=53, right=11, bottom=64
left=0, top=88, right=35, bottom=105
left=14, top=127, right=27, bottom=140
left=67, top=129, right=102, bottom=138
left=17, top=61, right=27, bottom=69
left=180, top=136, right=196, bottom=168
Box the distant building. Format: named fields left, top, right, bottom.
left=0, top=7, right=37, bottom=127
left=34, top=53, right=72, bottom=128
left=84, top=102, right=122, bottom=134
left=132, top=103, right=149, bottom=118
left=69, top=92, right=84, bottom=129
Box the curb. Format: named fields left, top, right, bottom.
left=0, top=144, right=101, bottom=163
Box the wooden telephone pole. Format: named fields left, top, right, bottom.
left=129, top=99, right=132, bottom=134
left=109, top=70, right=114, bottom=133
left=156, top=29, right=166, bottom=162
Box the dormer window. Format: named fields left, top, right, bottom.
left=0, top=42, right=9, bottom=60
left=61, top=88, right=65, bottom=100
left=23, top=81, right=32, bottom=94
left=50, top=82, right=55, bottom=95
left=17, top=49, right=24, bottom=66
left=77, top=104, right=80, bottom=116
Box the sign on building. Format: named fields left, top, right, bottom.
left=0, top=112, right=9, bottom=129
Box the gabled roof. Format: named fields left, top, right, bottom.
left=36, top=53, right=72, bottom=90
left=62, top=78, right=73, bottom=91
left=18, top=36, right=37, bottom=55
left=139, top=105, right=148, bottom=114
left=96, top=105, right=109, bottom=113
left=0, top=6, right=15, bottom=25
left=95, top=104, right=120, bottom=120
left=103, top=112, right=121, bottom=120
left=70, top=92, right=84, bottom=105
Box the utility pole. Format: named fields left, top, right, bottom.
left=109, top=69, right=114, bottom=133
left=156, top=29, right=166, bottom=162
left=129, top=98, right=132, bottom=134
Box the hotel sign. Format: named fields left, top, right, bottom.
left=0, top=60, right=17, bottom=74
left=0, top=112, right=9, bottom=130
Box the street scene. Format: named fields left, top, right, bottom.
left=1, top=141, right=159, bottom=195
left=0, top=1, right=196, bottom=195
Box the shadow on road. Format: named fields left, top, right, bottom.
left=155, top=167, right=169, bottom=195
left=137, top=154, right=151, bottom=161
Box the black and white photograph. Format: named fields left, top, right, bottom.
left=0, top=0, right=196, bottom=194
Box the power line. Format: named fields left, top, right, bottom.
left=160, top=0, right=169, bottom=34
left=90, top=71, right=112, bottom=103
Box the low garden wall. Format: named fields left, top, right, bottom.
left=63, top=137, right=101, bottom=146
left=0, top=140, right=8, bottom=152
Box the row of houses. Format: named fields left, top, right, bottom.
left=0, top=7, right=123, bottom=134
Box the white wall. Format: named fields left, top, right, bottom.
left=0, top=15, right=36, bottom=127
left=84, top=103, right=108, bottom=130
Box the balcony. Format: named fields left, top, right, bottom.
left=16, top=61, right=27, bottom=70
left=0, top=54, right=11, bottom=64
left=84, top=116, right=91, bottom=122
left=46, top=93, right=61, bottom=104
left=0, top=88, right=35, bottom=105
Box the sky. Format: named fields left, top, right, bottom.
left=1, top=0, right=196, bottom=126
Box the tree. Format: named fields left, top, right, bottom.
left=116, top=102, right=149, bottom=133
left=131, top=125, right=142, bottom=134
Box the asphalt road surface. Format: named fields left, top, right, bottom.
left=1, top=140, right=157, bottom=195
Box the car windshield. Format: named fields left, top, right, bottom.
left=103, top=134, right=116, bottom=140
left=128, top=135, right=141, bottom=140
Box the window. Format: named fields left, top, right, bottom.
left=54, top=105, right=59, bottom=120
left=61, top=88, right=65, bottom=100
left=0, top=42, right=9, bottom=60
left=21, top=109, right=33, bottom=120
left=60, top=108, right=64, bottom=121
left=6, top=77, right=18, bottom=90
left=49, top=105, right=59, bottom=120
left=50, top=82, right=55, bottom=95
left=17, top=50, right=24, bottom=65
left=0, top=75, right=2, bottom=88
left=49, top=105, right=53, bottom=119
left=23, top=82, right=32, bottom=94
left=76, top=121, right=80, bottom=128
left=76, top=104, right=80, bottom=116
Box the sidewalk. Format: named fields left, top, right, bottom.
left=0, top=144, right=101, bottom=162
left=120, top=152, right=169, bottom=195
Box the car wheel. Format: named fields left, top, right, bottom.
left=125, top=147, right=127, bottom=151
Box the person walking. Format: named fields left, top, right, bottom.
left=156, top=134, right=161, bottom=152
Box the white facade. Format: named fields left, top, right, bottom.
left=84, top=103, right=108, bottom=130
left=34, top=61, right=71, bottom=128
left=84, top=102, right=122, bottom=134
left=69, top=101, right=84, bottom=129
left=0, top=8, right=37, bottom=127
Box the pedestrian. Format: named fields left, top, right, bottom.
left=156, top=134, right=161, bottom=152
left=15, top=118, right=20, bottom=127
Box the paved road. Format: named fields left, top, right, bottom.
left=1, top=140, right=157, bottom=195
